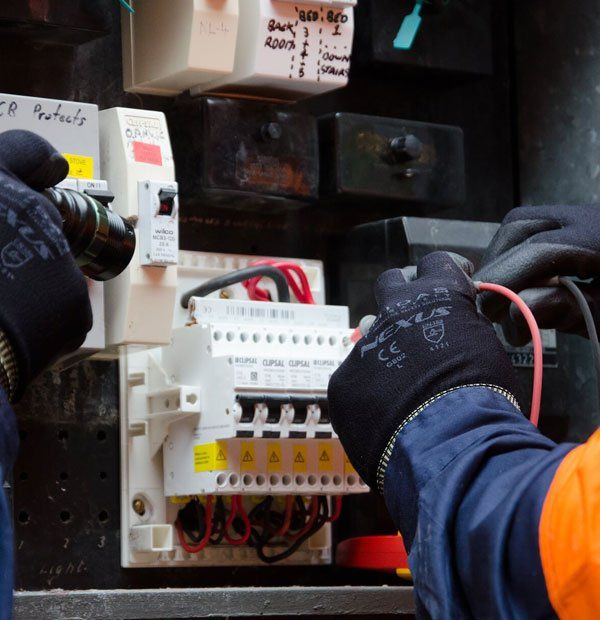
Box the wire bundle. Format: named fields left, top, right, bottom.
left=175, top=495, right=342, bottom=563
left=243, top=260, right=316, bottom=304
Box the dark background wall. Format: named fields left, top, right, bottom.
left=0, top=0, right=558, bottom=594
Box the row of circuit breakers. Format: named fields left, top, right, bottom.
left=0, top=92, right=367, bottom=568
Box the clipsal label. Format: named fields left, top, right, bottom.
left=311, top=359, right=338, bottom=389
left=288, top=359, right=312, bottom=389
left=233, top=356, right=262, bottom=388
left=262, top=358, right=286, bottom=388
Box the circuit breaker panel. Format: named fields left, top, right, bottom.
left=121, top=252, right=367, bottom=568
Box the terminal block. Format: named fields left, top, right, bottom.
left=120, top=251, right=367, bottom=568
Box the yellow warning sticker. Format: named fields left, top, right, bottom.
left=267, top=442, right=282, bottom=473
left=293, top=445, right=307, bottom=473
left=344, top=453, right=357, bottom=475
left=63, top=153, right=94, bottom=179
left=318, top=442, right=333, bottom=472
left=240, top=441, right=256, bottom=472
left=169, top=495, right=192, bottom=505
left=193, top=442, right=228, bottom=473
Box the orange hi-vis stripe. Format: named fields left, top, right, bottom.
left=540, top=428, right=600, bottom=619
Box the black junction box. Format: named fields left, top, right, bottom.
left=168, top=97, right=319, bottom=212
left=353, top=0, right=493, bottom=77
left=319, top=112, right=465, bottom=211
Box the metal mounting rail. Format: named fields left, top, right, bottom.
left=14, top=586, right=415, bottom=618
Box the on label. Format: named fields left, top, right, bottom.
left=292, top=445, right=307, bottom=473
left=193, top=442, right=228, bottom=473
left=318, top=442, right=333, bottom=472
left=63, top=153, right=93, bottom=179
left=241, top=441, right=256, bottom=472
left=267, top=442, right=282, bottom=473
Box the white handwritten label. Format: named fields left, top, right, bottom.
left=256, top=2, right=353, bottom=85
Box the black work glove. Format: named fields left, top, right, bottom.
left=328, top=252, right=518, bottom=491
left=476, top=205, right=600, bottom=345
left=0, top=130, right=92, bottom=400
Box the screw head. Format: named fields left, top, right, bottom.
left=132, top=498, right=146, bottom=516
left=261, top=122, right=283, bottom=141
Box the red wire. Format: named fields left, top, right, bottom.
left=224, top=495, right=252, bottom=545
left=327, top=496, right=343, bottom=523
left=274, top=495, right=295, bottom=538
left=243, top=259, right=316, bottom=304
left=175, top=495, right=214, bottom=554
left=287, top=496, right=319, bottom=541
left=477, top=282, right=543, bottom=427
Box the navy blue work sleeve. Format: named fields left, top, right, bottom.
left=383, top=386, right=575, bottom=619
left=0, top=386, right=18, bottom=620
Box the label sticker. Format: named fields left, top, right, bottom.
left=344, top=454, right=356, bottom=475
left=240, top=441, right=256, bottom=472
left=318, top=443, right=333, bottom=472
left=133, top=141, right=163, bottom=166
left=63, top=153, right=93, bottom=179
left=193, top=442, right=228, bottom=473
left=293, top=445, right=308, bottom=473
left=267, top=442, right=282, bottom=473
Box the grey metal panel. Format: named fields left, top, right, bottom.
left=13, top=587, right=415, bottom=619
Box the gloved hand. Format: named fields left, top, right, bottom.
left=328, top=252, right=518, bottom=491
left=477, top=205, right=600, bottom=345
left=0, top=130, right=92, bottom=401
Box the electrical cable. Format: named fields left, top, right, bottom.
left=223, top=495, right=252, bottom=545
left=175, top=495, right=214, bottom=553
left=244, top=260, right=316, bottom=304
left=256, top=496, right=329, bottom=564
left=209, top=496, right=227, bottom=545
left=558, top=277, right=600, bottom=388
left=326, top=496, right=343, bottom=523
left=273, top=495, right=295, bottom=538
left=287, top=496, right=319, bottom=541
left=180, top=265, right=291, bottom=309
left=477, top=282, right=543, bottom=427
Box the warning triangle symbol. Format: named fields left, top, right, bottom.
left=216, top=449, right=226, bottom=461
left=269, top=451, right=280, bottom=463
left=319, top=450, right=330, bottom=462
left=294, top=452, right=305, bottom=464
left=242, top=451, right=253, bottom=463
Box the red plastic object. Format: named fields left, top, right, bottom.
left=336, top=535, right=409, bottom=573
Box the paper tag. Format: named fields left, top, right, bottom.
left=63, top=153, right=94, bottom=179
left=133, top=141, right=163, bottom=166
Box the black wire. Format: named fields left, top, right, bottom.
left=180, top=266, right=291, bottom=308
left=178, top=498, right=206, bottom=543
left=558, top=277, right=600, bottom=388
left=256, top=496, right=329, bottom=565
left=209, top=497, right=227, bottom=545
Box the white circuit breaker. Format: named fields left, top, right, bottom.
left=121, top=251, right=367, bottom=568
left=122, top=0, right=240, bottom=96
left=99, top=108, right=179, bottom=347
left=193, top=0, right=356, bottom=100
left=0, top=93, right=107, bottom=357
